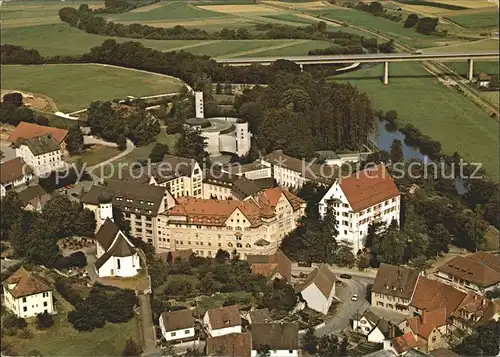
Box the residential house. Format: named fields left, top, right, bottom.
left=7, top=122, right=68, bottom=153
left=250, top=323, right=299, bottom=357
left=353, top=310, right=399, bottom=343
left=159, top=309, right=195, bottom=342
left=17, top=185, right=51, bottom=212
left=15, top=134, right=64, bottom=176
left=409, top=277, right=466, bottom=316
left=260, top=150, right=338, bottom=189
left=448, top=291, right=496, bottom=334
left=477, top=72, right=492, bottom=87
left=295, top=264, right=336, bottom=314
left=2, top=267, right=54, bottom=318
left=203, top=305, right=242, bottom=337
left=81, top=180, right=174, bottom=249
left=125, top=155, right=203, bottom=199
left=388, top=332, right=419, bottom=356
left=398, top=308, right=449, bottom=353
left=203, top=169, right=275, bottom=200
left=371, top=264, right=420, bottom=313
left=319, top=164, right=401, bottom=253
left=246, top=250, right=292, bottom=283
left=162, top=187, right=305, bottom=259
left=0, top=157, right=33, bottom=196
left=245, top=308, right=272, bottom=324
left=94, top=212, right=141, bottom=278
left=434, top=252, right=500, bottom=295
left=206, top=332, right=251, bottom=357
left=232, top=177, right=275, bottom=201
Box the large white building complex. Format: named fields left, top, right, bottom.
left=14, top=134, right=64, bottom=176
left=184, top=92, right=252, bottom=157
left=319, top=164, right=400, bottom=253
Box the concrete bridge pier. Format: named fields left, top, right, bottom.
left=468, top=58, right=474, bottom=81
left=299, top=64, right=304, bottom=72
left=383, top=61, right=389, bottom=85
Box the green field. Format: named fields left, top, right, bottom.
left=306, top=7, right=444, bottom=48
left=423, top=38, right=499, bottom=54
left=331, top=62, right=500, bottom=180
left=238, top=39, right=334, bottom=57
left=1, top=64, right=186, bottom=112
left=447, top=9, right=499, bottom=28
left=446, top=60, right=500, bottom=77
left=480, top=91, right=500, bottom=106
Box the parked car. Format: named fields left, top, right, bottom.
left=351, top=294, right=358, bottom=301
left=71, top=192, right=79, bottom=198
left=340, top=274, right=352, bottom=279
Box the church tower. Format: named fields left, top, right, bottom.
left=98, top=190, right=113, bottom=224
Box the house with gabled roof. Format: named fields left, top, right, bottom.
left=353, top=309, right=399, bottom=343
left=434, top=252, right=500, bottom=295
left=14, top=134, right=64, bottom=176
left=372, top=264, right=421, bottom=313
left=295, top=264, right=336, bottom=314
left=250, top=322, right=299, bottom=357
left=93, top=195, right=140, bottom=278
left=245, top=308, right=272, bottom=324
left=203, top=305, right=242, bottom=337
left=159, top=309, right=195, bottom=342
left=247, top=250, right=292, bottom=283
left=7, top=122, right=68, bottom=148
left=398, top=308, right=449, bottom=353
left=319, top=164, right=400, bottom=253
left=0, top=157, right=33, bottom=197
left=2, top=267, right=54, bottom=318
left=206, top=332, right=252, bottom=357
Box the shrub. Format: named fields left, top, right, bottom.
left=55, top=277, right=82, bottom=306
left=2, top=313, right=27, bottom=330
left=36, top=311, right=54, bottom=330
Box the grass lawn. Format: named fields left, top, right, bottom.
left=331, top=62, right=500, bottom=180
left=156, top=127, right=180, bottom=152
left=185, top=39, right=297, bottom=57
left=446, top=8, right=499, bottom=28
left=2, top=289, right=140, bottom=356
left=70, top=146, right=121, bottom=167
left=1, top=64, right=186, bottom=113
left=480, top=91, right=499, bottom=106
left=445, top=60, right=500, bottom=77
left=97, top=142, right=155, bottom=178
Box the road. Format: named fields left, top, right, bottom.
left=87, top=138, right=135, bottom=182
left=139, top=294, right=160, bottom=357
left=215, top=51, right=498, bottom=65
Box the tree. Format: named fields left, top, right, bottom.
left=416, top=17, right=439, bottom=35
left=409, top=255, right=431, bottom=272
left=149, top=143, right=169, bottom=163
left=339, top=336, right=349, bottom=356
left=78, top=4, right=90, bottom=12
left=390, top=139, right=404, bottom=163
left=42, top=194, right=79, bottom=238
left=2, top=92, right=23, bottom=107
left=122, top=338, right=142, bottom=357
left=215, top=249, right=230, bottom=264
left=75, top=208, right=97, bottom=237
left=317, top=20, right=327, bottom=32
left=65, top=126, right=84, bottom=155
left=404, top=13, right=419, bottom=28
left=68, top=293, right=107, bottom=331
left=198, top=272, right=219, bottom=295
left=175, top=127, right=207, bottom=163
left=318, top=334, right=339, bottom=357
left=335, top=240, right=356, bottom=267
left=117, top=135, right=127, bottom=151
left=105, top=289, right=136, bottom=323
left=256, top=345, right=271, bottom=357
left=371, top=221, right=406, bottom=265
left=302, top=326, right=318, bottom=354
left=453, top=321, right=500, bottom=356
left=427, top=223, right=451, bottom=257
left=36, top=312, right=54, bottom=330
left=215, top=82, right=223, bottom=94
left=0, top=191, right=24, bottom=240
left=368, top=1, right=383, bottom=15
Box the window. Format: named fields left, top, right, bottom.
left=117, top=258, right=121, bottom=270
left=289, top=350, right=293, bottom=354
left=22, top=297, right=26, bottom=303
left=171, top=332, right=176, bottom=337
left=185, top=329, right=190, bottom=334
left=44, top=302, right=48, bottom=307
left=23, top=306, right=27, bottom=312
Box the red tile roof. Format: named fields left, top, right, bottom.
left=339, top=164, right=400, bottom=212
left=206, top=305, right=242, bottom=330
left=247, top=250, right=292, bottom=282
left=0, top=157, right=32, bottom=184
left=2, top=267, right=52, bottom=298
left=406, top=307, right=447, bottom=338
left=437, top=254, right=500, bottom=288
left=169, top=187, right=303, bottom=228
left=392, top=331, right=418, bottom=354
left=206, top=332, right=251, bottom=357
left=411, top=277, right=466, bottom=315
left=7, top=122, right=68, bottom=144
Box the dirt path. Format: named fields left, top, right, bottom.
left=223, top=39, right=309, bottom=58
left=162, top=40, right=219, bottom=52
